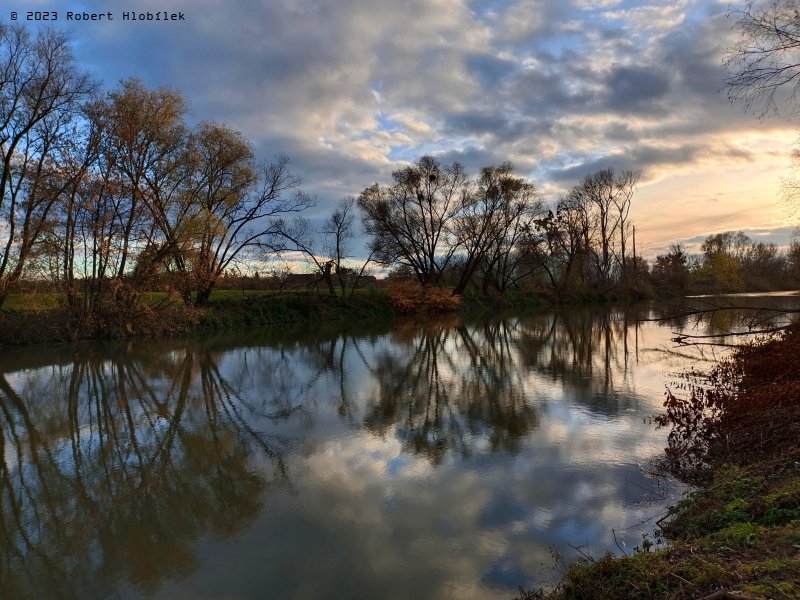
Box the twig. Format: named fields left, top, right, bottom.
left=612, top=528, right=629, bottom=556
left=669, top=571, right=693, bottom=586
left=672, top=325, right=787, bottom=341
left=567, top=543, right=594, bottom=562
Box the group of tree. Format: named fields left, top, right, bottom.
left=358, top=157, right=642, bottom=300
left=0, top=23, right=315, bottom=319
left=649, top=230, right=800, bottom=295
left=7, top=18, right=798, bottom=328
left=1, top=22, right=650, bottom=318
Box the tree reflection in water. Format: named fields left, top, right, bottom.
left=0, top=343, right=294, bottom=600
left=1, top=302, right=786, bottom=599
left=355, top=307, right=657, bottom=463
left=360, top=316, right=538, bottom=462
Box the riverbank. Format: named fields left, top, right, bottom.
left=0, top=290, right=400, bottom=346
left=519, top=324, right=800, bottom=600
left=0, top=282, right=688, bottom=347
left=0, top=282, right=576, bottom=346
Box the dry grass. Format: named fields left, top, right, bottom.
left=384, top=280, right=461, bottom=314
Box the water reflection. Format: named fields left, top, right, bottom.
left=0, top=343, right=293, bottom=600
left=363, top=317, right=539, bottom=461
left=512, top=308, right=643, bottom=415
left=0, top=300, right=794, bottom=599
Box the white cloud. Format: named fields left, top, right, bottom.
left=8, top=0, right=796, bottom=253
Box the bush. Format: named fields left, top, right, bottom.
left=385, top=281, right=461, bottom=314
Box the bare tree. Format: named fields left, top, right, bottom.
left=451, top=163, right=541, bottom=295
left=725, top=3, right=800, bottom=215
left=322, top=197, right=374, bottom=296
left=55, top=99, right=135, bottom=318
left=564, top=168, right=639, bottom=290
left=45, top=104, right=105, bottom=315
left=268, top=261, right=293, bottom=290
left=271, top=216, right=337, bottom=296
left=478, top=214, right=541, bottom=295
left=323, top=197, right=355, bottom=294
left=358, top=155, right=467, bottom=286
left=612, top=170, right=638, bottom=285
left=273, top=198, right=373, bottom=298
left=725, top=0, right=800, bottom=118
left=531, top=199, right=589, bottom=297
left=189, top=154, right=312, bottom=305
left=0, top=24, right=95, bottom=307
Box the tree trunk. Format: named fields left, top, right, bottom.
left=323, top=262, right=337, bottom=297
left=195, top=283, right=214, bottom=306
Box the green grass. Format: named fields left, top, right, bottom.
left=2, top=288, right=369, bottom=312
left=1, top=292, right=64, bottom=311
left=197, top=289, right=394, bottom=331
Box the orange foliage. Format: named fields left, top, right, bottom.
left=659, top=323, right=800, bottom=479
left=385, top=280, right=461, bottom=314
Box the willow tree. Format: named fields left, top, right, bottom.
left=183, top=123, right=260, bottom=305
left=94, top=78, right=190, bottom=300
left=358, top=155, right=467, bottom=286
left=187, top=145, right=311, bottom=306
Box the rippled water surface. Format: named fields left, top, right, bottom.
left=1, top=300, right=794, bottom=599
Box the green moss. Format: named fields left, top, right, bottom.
left=520, top=455, right=800, bottom=600
left=763, top=477, right=800, bottom=508
left=706, top=521, right=761, bottom=548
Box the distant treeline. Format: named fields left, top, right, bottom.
left=1, top=24, right=796, bottom=332
left=649, top=231, right=800, bottom=295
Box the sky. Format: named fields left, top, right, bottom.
left=5, top=0, right=800, bottom=258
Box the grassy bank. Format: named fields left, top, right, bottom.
left=0, top=283, right=649, bottom=346
left=0, top=290, right=396, bottom=346
left=520, top=325, right=800, bottom=600
left=195, top=290, right=395, bottom=330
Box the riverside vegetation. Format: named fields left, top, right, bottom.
left=518, top=321, right=800, bottom=600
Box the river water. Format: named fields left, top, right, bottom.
left=0, top=299, right=794, bottom=599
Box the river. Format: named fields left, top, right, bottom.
left=0, top=298, right=795, bottom=599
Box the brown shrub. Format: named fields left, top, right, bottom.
left=385, top=280, right=461, bottom=314
left=658, top=323, right=800, bottom=479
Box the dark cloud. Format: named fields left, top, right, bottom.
left=549, top=143, right=703, bottom=183
left=443, top=112, right=516, bottom=137
left=604, top=65, right=670, bottom=114
left=464, top=52, right=519, bottom=88
left=430, top=145, right=534, bottom=175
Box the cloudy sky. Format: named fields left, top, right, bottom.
left=7, top=0, right=800, bottom=257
